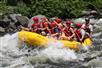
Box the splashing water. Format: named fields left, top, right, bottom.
left=0, top=33, right=19, bottom=57
left=0, top=33, right=33, bottom=68
left=0, top=31, right=102, bottom=68
left=0, top=32, right=79, bottom=68
left=40, top=42, right=77, bottom=63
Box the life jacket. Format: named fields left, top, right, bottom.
left=50, top=26, right=60, bottom=34
left=50, top=29, right=54, bottom=34
left=50, top=21, right=57, bottom=28
left=31, top=22, right=41, bottom=34
left=55, top=18, right=62, bottom=24
left=31, top=22, right=40, bottom=28
left=75, top=29, right=82, bottom=42
left=50, top=21, right=60, bottom=34
left=41, top=22, right=50, bottom=33
left=42, top=22, right=48, bottom=27
left=57, top=23, right=63, bottom=30
left=83, top=24, right=91, bottom=34
left=64, top=27, right=73, bottom=37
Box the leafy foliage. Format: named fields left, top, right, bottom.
left=0, top=0, right=102, bottom=18
left=14, top=4, right=31, bottom=16
left=0, top=2, right=15, bottom=14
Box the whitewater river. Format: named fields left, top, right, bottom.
left=0, top=23, right=102, bottom=68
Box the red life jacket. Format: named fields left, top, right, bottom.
left=31, top=22, right=40, bottom=28
left=57, top=23, right=63, bottom=30
left=75, top=29, right=82, bottom=39
left=75, top=29, right=82, bottom=42
left=50, top=21, right=57, bottom=28
left=31, top=22, right=41, bottom=34
left=64, top=27, right=73, bottom=37
left=41, top=22, right=50, bottom=33
left=50, top=29, right=54, bottom=34
left=42, top=22, right=48, bottom=27
left=50, top=21, right=56, bottom=34
left=55, top=18, right=62, bottom=24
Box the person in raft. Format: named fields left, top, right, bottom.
left=81, top=18, right=93, bottom=39
left=74, top=23, right=84, bottom=42
left=38, top=17, right=51, bottom=36
left=31, top=16, right=41, bottom=34
left=49, top=18, right=62, bottom=39
left=75, top=23, right=92, bottom=42
left=20, top=17, right=40, bottom=31
left=60, top=20, right=76, bottom=40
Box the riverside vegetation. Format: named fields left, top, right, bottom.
left=0, top=0, right=102, bottom=19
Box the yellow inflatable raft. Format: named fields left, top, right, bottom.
left=18, top=31, right=92, bottom=50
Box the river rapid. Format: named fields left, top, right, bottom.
left=0, top=19, right=102, bottom=68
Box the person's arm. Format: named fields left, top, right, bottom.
left=37, top=28, right=46, bottom=30
left=74, top=30, right=80, bottom=42
left=54, top=21, right=63, bottom=31
left=51, top=33, right=59, bottom=37
left=21, top=26, right=29, bottom=31
left=32, top=28, right=37, bottom=32
left=46, top=27, right=51, bottom=35
left=62, top=28, right=70, bottom=37
left=80, top=29, right=85, bottom=41
left=81, top=24, right=85, bottom=27
left=69, top=28, right=75, bottom=39
left=89, top=25, right=93, bottom=38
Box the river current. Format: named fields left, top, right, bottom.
left=0, top=22, right=102, bottom=68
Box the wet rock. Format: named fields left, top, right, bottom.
left=83, top=58, right=102, bottom=68
left=92, top=32, right=102, bottom=38
left=92, top=44, right=102, bottom=51
left=9, top=22, right=16, bottom=30
left=74, top=18, right=97, bottom=25
left=96, top=18, right=102, bottom=26
left=82, top=10, right=97, bottom=15
left=90, top=10, right=98, bottom=14
left=93, top=25, right=102, bottom=33
left=15, top=16, right=29, bottom=27
left=94, top=28, right=102, bottom=34
left=82, top=11, right=90, bottom=15
left=3, top=15, right=10, bottom=22
left=93, top=19, right=102, bottom=33
left=93, top=39, right=102, bottom=45
left=82, top=51, right=102, bottom=62
left=0, top=27, right=5, bottom=33
left=9, top=14, right=21, bottom=23
left=0, top=20, right=10, bottom=28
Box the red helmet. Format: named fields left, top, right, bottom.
left=50, top=21, right=56, bottom=27
left=66, top=20, right=72, bottom=25
left=33, top=17, right=38, bottom=21
left=76, top=23, right=82, bottom=28
left=41, top=17, right=47, bottom=22
left=55, top=18, right=62, bottom=23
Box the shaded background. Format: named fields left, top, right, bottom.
left=0, top=0, right=102, bottom=19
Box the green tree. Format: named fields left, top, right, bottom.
left=1, top=0, right=102, bottom=18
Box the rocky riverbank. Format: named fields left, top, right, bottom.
left=0, top=14, right=29, bottom=35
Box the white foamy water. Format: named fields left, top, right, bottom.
left=0, top=32, right=78, bottom=68
left=41, top=47, right=77, bottom=62
left=40, top=42, right=77, bottom=63
left=0, top=33, right=19, bottom=54
left=0, top=33, right=32, bottom=68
